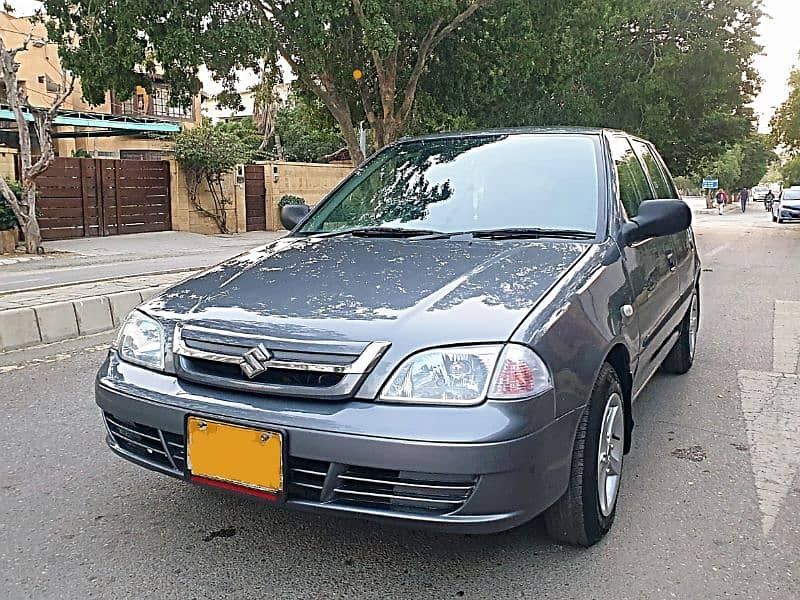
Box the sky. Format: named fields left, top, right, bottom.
left=6, top=0, right=800, bottom=132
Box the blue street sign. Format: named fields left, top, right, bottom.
left=702, top=178, right=719, bottom=189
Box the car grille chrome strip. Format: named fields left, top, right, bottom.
left=170, top=323, right=390, bottom=398
left=173, top=324, right=389, bottom=374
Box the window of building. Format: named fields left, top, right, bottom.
left=151, top=86, right=192, bottom=120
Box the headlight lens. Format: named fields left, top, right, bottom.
left=116, top=311, right=165, bottom=371
left=379, top=344, right=552, bottom=406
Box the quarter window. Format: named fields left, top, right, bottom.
left=632, top=140, right=676, bottom=199
left=609, top=136, right=652, bottom=217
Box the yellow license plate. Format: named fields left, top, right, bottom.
left=187, top=417, right=283, bottom=494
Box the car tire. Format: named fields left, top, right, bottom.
left=661, top=288, right=699, bottom=375
left=543, top=363, right=625, bottom=547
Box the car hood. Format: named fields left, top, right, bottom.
left=143, top=236, right=589, bottom=346
left=781, top=199, right=800, bottom=209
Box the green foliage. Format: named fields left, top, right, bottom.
left=275, top=94, right=344, bottom=162
left=42, top=0, right=491, bottom=163
left=695, top=145, right=743, bottom=193
left=278, top=195, right=306, bottom=208
left=0, top=180, right=22, bottom=230
left=735, top=135, right=776, bottom=189
left=781, top=157, right=800, bottom=187
left=770, top=68, right=800, bottom=154
left=672, top=175, right=700, bottom=196
left=421, top=0, right=763, bottom=175
left=173, top=123, right=253, bottom=178
left=71, top=149, right=92, bottom=158
left=213, top=118, right=266, bottom=159
left=173, top=123, right=254, bottom=233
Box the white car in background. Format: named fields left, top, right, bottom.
left=752, top=186, right=771, bottom=202
left=772, top=188, right=800, bottom=223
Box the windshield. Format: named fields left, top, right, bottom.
left=783, top=190, right=800, bottom=201
left=298, top=134, right=601, bottom=236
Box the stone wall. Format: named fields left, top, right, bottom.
left=169, top=160, right=245, bottom=235
left=168, top=159, right=351, bottom=234
left=264, top=161, right=352, bottom=230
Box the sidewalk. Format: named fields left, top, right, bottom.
left=0, top=270, right=197, bottom=352
left=682, top=196, right=741, bottom=215
left=0, top=230, right=283, bottom=293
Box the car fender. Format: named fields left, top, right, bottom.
left=512, top=239, right=638, bottom=420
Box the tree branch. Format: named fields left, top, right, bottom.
left=398, top=0, right=492, bottom=126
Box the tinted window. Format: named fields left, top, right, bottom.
left=299, top=134, right=601, bottom=235
left=609, top=136, right=653, bottom=217
left=631, top=140, right=675, bottom=199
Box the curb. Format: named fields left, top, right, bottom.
left=0, top=286, right=164, bottom=353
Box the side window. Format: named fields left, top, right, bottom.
left=647, top=144, right=679, bottom=199
left=609, top=136, right=653, bottom=217
left=631, top=140, right=676, bottom=199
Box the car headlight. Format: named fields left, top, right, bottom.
left=115, top=310, right=165, bottom=371
left=379, top=343, right=552, bottom=406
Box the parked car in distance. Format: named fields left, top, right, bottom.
left=97, top=128, right=700, bottom=547
left=752, top=186, right=771, bottom=202
left=772, top=188, right=800, bottom=223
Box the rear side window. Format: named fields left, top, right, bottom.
left=632, top=139, right=677, bottom=199
left=609, top=136, right=653, bottom=217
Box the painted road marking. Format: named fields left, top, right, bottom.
left=737, top=371, right=800, bottom=535
left=773, top=301, right=800, bottom=374
left=737, top=300, right=800, bottom=536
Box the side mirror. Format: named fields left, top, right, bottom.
left=280, top=204, right=311, bottom=230
left=621, top=200, right=691, bottom=246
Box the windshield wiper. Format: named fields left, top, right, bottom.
left=469, top=227, right=596, bottom=240
left=308, top=226, right=446, bottom=239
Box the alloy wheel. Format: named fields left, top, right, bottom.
left=597, top=392, right=625, bottom=517
left=688, top=292, right=699, bottom=360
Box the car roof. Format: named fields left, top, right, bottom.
left=398, top=126, right=629, bottom=144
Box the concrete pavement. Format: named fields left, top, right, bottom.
left=1, top=203, right=799, bottom=599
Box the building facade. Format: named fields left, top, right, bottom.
left=0, top=11, right=202, bottom=175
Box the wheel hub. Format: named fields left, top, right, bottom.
left=597, top=392, right=624, bottom=517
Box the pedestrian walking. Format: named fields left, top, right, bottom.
left=739, top=187, right=749, bottom=213
left=715, top=189, right=727, bottom=215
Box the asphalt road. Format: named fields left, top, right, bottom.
left=1, top=205, right=799, bottom=599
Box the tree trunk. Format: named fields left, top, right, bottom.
left=22, top=186, right=41, bottom=253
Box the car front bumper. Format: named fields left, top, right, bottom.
left=96, top=353, right=580, bottom=533
left=779, top=207, right=800, bottom=219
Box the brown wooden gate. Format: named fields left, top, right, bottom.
left=244, top=165, right=267, bottom=231
left=37, top=158, right=171, bottom=240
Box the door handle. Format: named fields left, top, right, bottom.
left=666, top=252, right=677, bottom=272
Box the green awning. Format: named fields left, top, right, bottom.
left=0, top=107, right=181, bottom=133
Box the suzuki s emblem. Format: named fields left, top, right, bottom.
left=240, top=344, right=273, bottom=379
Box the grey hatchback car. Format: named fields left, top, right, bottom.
left=97, top=128, right=700, bottom=546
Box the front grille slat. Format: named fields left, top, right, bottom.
left=332, top=488, right=465, bottom=505
left=104, top=413, right=185, bottom=476
left=337, top=474, right=474, bottom=492
left=105, top=417, right=476, bottom=517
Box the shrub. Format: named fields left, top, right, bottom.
left=0, top=181, right=23, bottom=231
left=278, top=194, right=306, bottom=208
left=173, top=123, right=254, bottom=233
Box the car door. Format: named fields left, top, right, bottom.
left=609, top=135, right=680, bottom=391
left=633, top=140, right=698, bottom=297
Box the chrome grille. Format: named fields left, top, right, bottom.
left=104, top=413, right=185, bottom=475
left=172, top=324, right=390, bottom=399
left=287, top=458, right=476, bottom=515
